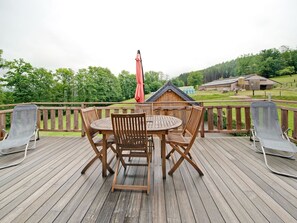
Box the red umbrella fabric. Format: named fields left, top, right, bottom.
left=134, top=50, right=145, bottom=103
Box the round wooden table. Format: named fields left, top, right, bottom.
left=91, top=115, right=182, bottom=179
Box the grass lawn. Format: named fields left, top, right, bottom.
left=270, top=74, right=297, bottom=84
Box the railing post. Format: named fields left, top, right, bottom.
left=81, top=103, right=86, bottom=137
left=236, top=107, right=242, bottom=130
left=227, top=106, right=232, bottom=130
left=294, top=111, right=297, bottom=140
left=0, top=113, right=6, bottom=139
left=200, top=102, right=205, bottom=138
left=245, top=107, right=251, bottom=132
left=217, top=107, right=223, bottom=130
left=281, top=108, right=288, bottom=132
left=207, top=107, right=214, bottom=131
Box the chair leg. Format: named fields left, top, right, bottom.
left=148, top=136, right=154, bottom=162
left=166, top=148, right=175, bottom=159
left=252, top=139, right=295, bottom=159
left=112, top=156, right=121, bottom=192
left=82, top=153, right=115, bottom=174
left=81, top=156, right=98, bottom=174
left=147, top=154, right=150, bottom=194
left=1, top=134, right=37, bottom=156
left=261, top=146, right=297, bottom=179
left=168, top=145, right=203, bottom=176
left=0, top=143, right=29, bottom=170
left=33, top=129, right=38, bottom=148
left=180, top=146, right=192, bottom=159
left=148, top=135, right=155, bottom=150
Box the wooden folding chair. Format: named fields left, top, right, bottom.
left=165, top=106, right=205, bottom=176
left=80, top=107, right=116, bottom=174
left=111, top=113, right=151, bottom=194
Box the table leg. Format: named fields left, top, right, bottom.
left=161, top=134, right=166, bottom=179
left=102, top=134, right=107, bottom=177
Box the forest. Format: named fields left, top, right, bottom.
left=0, top=46, right=297, bottom=104
left=0, top=50, right=166, bottom=104
left=172, top=46, right=297, bottom=87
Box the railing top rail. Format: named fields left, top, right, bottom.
left=0, top=98, right=297, bottom=108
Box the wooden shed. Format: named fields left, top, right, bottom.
left=146, top=81, right=199, bottom=107
left=134, top=81, right=200, bottom=126
left=140, top=81, right=199, bottom=129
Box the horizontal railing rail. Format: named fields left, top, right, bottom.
left=0, top=100, right=296, bottom=141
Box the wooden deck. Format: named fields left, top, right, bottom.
left=1, top=136, right=297, bottom=223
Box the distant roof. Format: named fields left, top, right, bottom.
left=201, top=74, right=278, bottom=87
left=146, top=81, right=198, bottom=105
left=201, top=77, right=238, bottom=87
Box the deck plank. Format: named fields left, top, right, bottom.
left=1, top=136, right=297, bottom=222
left=207, top=138, right=282, bottom=223
left=213, top=137, right=296, bottom=222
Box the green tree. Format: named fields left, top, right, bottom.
left=2, top=58, right=34, bottom=102
left=118, top=70, right=136, bottom=100
left=236, top=54, right=258, bottom=75
left=187, top=71, right=203, bottom=87
left=258, top=48, right=282, bottom=78
left=291, top=50, right=297, bottom=73
left=281, top=48, right=297, bottom=74
left=178, top=73, right=189, bottom=86
left=0, top=50, right=4, bottom=104
left=144, top=71, right=165, bottom=92
left=0, top=49, right=4, bottom=69
left=87, top=66, right=122, bottom=102
left=75, top=68, right=90, bottom=102
left=53, top=68, right=75, bottom=102
left=171, top=77, right=184, bottom=87
left=30, top=68, right=54, bottom=101
left=277, top=66, right=295, bottom=76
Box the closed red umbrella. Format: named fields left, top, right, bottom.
left=134, top=50, right=145, bottom=103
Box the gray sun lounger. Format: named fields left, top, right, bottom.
left=0, top=104, right=38, bottom=169
left=250, top=101, right=297, bottom=178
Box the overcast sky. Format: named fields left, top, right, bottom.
left=1, top=0, right=297, bottom=78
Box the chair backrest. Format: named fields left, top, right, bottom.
left=251, top=101, right=283, bottom=140
left=8, top=104, right=38, bottom=140
left=80, top=107, right=99, bottom=141
left=182, top=106, right=205, bottom=146
left=111, top=113, right=148, bottom=151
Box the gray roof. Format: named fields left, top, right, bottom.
left=201, top=74, right=278, bottom=87
left=201, top=77, right=238, bottom=87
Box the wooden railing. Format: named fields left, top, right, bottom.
left=0, top=100, right=297, bottom=141
left=203, top=105, right=251, bottom=134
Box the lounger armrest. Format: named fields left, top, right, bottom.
left=283, top=128, right=291, bottom=140
left=1, top=129, right=8, bottom=139
left=284, top=128, right=290, bottom=134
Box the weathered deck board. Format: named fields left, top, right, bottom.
left=1, top=136, right=297, bottom=222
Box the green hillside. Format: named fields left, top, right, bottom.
left=270, top=74, right=297, bottom=83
